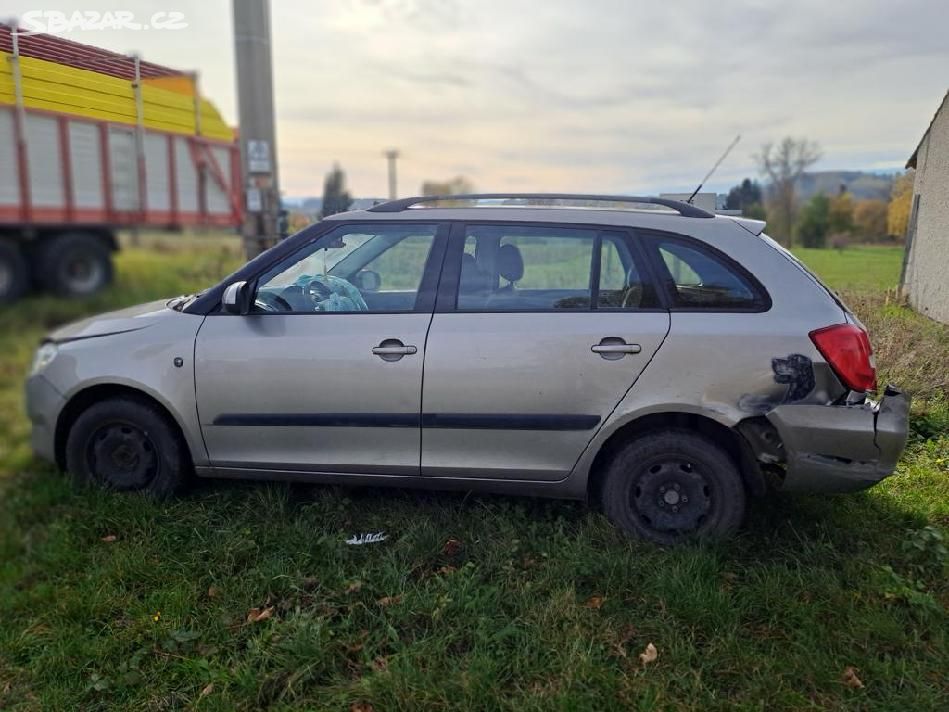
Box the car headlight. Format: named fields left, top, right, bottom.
left=31, top=342, right=59, bottom=375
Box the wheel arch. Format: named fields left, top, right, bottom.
left=586, top=410, right=767, bottom=504
left=54, top=382, right=193, bottom=472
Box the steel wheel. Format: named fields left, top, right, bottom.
left=85, top=421, right=160, bottom=491
left=631, top=457, right=714, bottom=536
left=600, top=429, right=746, bottom=544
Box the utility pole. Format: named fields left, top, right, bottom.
left=384, top=149, right=400, bottom=200
left=233, top=0, right=280, bottom=259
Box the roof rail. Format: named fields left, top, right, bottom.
left=366, top=193, right=715, bottom=218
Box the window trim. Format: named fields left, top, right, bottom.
left=434, top=220, right=665, bottom=314
left=210, top=222, right=450, bottom=316
left=638, top=229, right=772, bottom=313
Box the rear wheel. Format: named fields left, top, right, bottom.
left=35, top=232, right=113, bottom=297
left=0, top=238, right=29, bottom=304
left=65, top=397, right=188, bottom=499
left=600, top=429, right=746, bottom=544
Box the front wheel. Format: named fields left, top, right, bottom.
left=65, top=397, right=188, bottom=499
left=600, top=429, right=746, bottom=544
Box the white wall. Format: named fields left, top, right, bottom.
left=904, top=97, right=949, bottom=325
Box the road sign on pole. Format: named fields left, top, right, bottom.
left=233, top=0, right=280, bottom=259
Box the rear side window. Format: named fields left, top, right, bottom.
left=645, top=234, right=769, bottom=311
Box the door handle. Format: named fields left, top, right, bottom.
left=592, top=338, right=641, bottom=360
left=372, top=339, right=417, bottom=361
left=372, top=345, right=417, bottom=356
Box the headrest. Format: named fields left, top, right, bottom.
left=497, top=244, right=524, bottom=283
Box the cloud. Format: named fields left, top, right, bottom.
left=4, top=0, right=945, bottom=196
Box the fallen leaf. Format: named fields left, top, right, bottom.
left=639, top=642, right=658, bottom=666
left=436, top=565, right=457, bottom=575
left=584, top=595, right=605, bottom=610
left=346, top=580, right=363, bottom=594
left=842, top=666, right=864, bottom=689
left=377, top=595, right=403, bottom=607
left=350, top=702, right=374, bottom=712
left=371, top=656, right=388, bottom=672
left=207, top=586, right=221, bottom=599
left=101, top=535, right=117, bottom=543
left=246, top=606, right=273, bottom=624
left=198, top=683, right=214, bottom=700
left=441, top=537, right=463, bottom=556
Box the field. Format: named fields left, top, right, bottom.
left=1, top=241, right=947, bottom=710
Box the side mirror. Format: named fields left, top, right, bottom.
left=222, top=280, right=252, bottom=315
left=353, top=270, right=381, bottom=292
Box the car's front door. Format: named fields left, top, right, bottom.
left=421, top=223, right=670, bottom=482
left=195, top=222, right=447, bottom=476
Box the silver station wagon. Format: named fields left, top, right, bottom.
left=25, top=194, right=910, bottom=543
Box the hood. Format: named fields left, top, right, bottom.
left=47, top=299, right=177, bottom=342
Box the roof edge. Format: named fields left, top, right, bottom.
left=907, top=89, right=949, bottom=169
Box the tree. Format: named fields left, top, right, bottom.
left=828, top=190, right=854, bottom=235
left=724, top=178, right=763, bottom=212
left=319, top=163, right=352, bottom=218
left=796, top=193, right=830, bottom=248
left=853, top=199, right=888, bottom=240
left=421, top=176, right=475, bottom=197
left=287, top=210, right=312, bottom=234
left=887, top=170, right=915, bottom=237
left=755, top=137, right=822, bottom=245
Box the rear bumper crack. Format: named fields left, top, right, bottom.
left=758, top=386, right=910, bottom=493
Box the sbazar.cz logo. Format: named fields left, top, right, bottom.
left=15, top=10, right=188, bottom=35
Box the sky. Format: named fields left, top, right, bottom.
left=4, top=0, right=948, bottom=199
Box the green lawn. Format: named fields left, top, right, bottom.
left=1, top=241, right=946, bottom=710
left=793, top=246, right=903, bottom=292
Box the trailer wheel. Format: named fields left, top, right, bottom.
left=0, top=238, right=30, bottom=304
left=35, top=232, right=114, bottom=298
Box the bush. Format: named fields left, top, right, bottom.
left=797, top=194, right=830, bottom=247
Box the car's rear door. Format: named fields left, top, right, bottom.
left=194, top=222, right=447, bottom=477
left=420, top=222, right=670, bottom=482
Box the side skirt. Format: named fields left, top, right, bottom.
left=194, top=465, right=589, bottom=501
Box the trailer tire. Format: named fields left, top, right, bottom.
left=0, top=238, right=30, bottom=304
left=35, top=232, right=114, bottom=298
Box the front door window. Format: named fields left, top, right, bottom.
left=254, top=224, right=439, bottom=313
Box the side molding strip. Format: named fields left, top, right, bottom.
left=212, top=413, right=601, bottom=431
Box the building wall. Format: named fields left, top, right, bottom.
left=904, top=100, right=949, bottom=324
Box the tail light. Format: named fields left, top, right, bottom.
left=809, top=324, right=877, bottom=392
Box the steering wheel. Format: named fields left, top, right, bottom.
left=254, top=290, right=294, bottom=312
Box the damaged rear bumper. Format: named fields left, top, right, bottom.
left=765, top=386, right=910, bottom=493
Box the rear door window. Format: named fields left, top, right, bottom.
left=455, top=225, right=655, bottom=311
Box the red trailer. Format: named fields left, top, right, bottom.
left=0, top=24, right=242, bottom=303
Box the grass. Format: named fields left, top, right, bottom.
left=793, top=246, right=903, bottom=292
left=1, top=240, right=947, bottom=710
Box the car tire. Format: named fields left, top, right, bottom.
left=0, top=238, right=29, bottom=304
left=35, top=232, right=113, bottom=297
left=600, top=429, right=746, bottom=544
left=65, top=397, right=188, bottom=499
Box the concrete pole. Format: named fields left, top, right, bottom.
left=384, top=149, right=400, bottom=200
left=233, top=0, right=280, bottom=258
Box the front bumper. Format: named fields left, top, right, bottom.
left=766, top=386, right=910, bottom=493
left=25, top=374, right=66, bottom=464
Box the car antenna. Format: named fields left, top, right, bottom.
left=686, top=134, right=741, bottom=205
